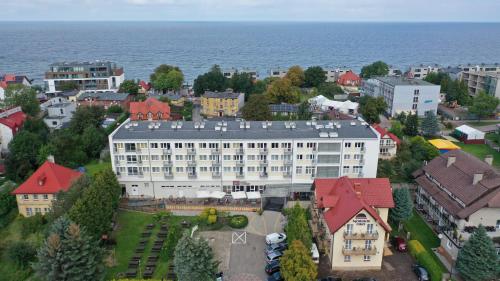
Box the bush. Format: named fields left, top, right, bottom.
left=207, top=214, right=217, bottom=225
left=229, top=215, right=248, bottom=229
left=417, top=251, right=443, bottom=281
left=153, top=210, right=172, bottom=223
left=162, top=224, right=181, bottom=259
left=6, top=241, right=37, bottom=267
left=209, top=208, right=216, bottom=215
left=408, top=239, right=425, bottom=258
left=20, top=213, right=47, bottom=238
left=107, top=105, right=123, bottom=114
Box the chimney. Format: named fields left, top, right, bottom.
left=354, top=183, right=362, bottom=198
left=473, top=173, right=483, bottom=185
left=447, top=156, right=456, bottom=167
left=47, top=155, right=55, bottom=163
left=484, top=155, right=493, bottom=166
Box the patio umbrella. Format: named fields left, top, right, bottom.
left=196, top=190, right=210, bottom=198
left=246, top=191, right=261, bottom=200
left=209, top=191, right=226, bottom=199
left=231, top=191, right=247, bottom=199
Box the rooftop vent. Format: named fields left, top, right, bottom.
left=215, top=126, right=221, bottom=131
left=319, top=132, right=328, bottom=138
left=473, top=173, right=483, bottom=185
left=200, top=122, right=205, bottom=129
left=222, top=127, right=227, bottom=132
left=447, top=156, right=456, bottom=167
left=329, top=132, right=338, bottom=138
left=245, top=122, right=250, bottom=129
left=350, top=121, right=356, bottom=126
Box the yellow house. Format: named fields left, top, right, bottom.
left=12, top=160, right=82, bottom=217
left=201, top=90, right=245, bottom=117
left=312, top=177, right=394, bottom=270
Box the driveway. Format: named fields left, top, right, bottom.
left=243, top=211, right=285, bottom=236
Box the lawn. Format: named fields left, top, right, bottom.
left=84, top=160, right=112, bottom=177
left=466, top=120, right=500, bottom=127
left=457, top=143, right=500, bottom=167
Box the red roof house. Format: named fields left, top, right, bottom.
left=130, top=97, right=171, bottom=121
left=337, top=71, right=361, bottom=87
left=12, top=161, right=83, bottom=195
left=313, top=177, right=394, bottom=234
left=372, top=124, right=401, bottom=145
left=139, top=81, right=151, bottom=91
left=0, top=107, right=27, bottom=150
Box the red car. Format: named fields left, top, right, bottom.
left=392, top=236, right=407, bottom=252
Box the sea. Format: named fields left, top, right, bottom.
left=1, top=21, right=500, bottom=84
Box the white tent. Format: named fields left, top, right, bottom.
left=231, top=191, right=247, bottom=199
left=196, top=190, right=210, bottom=198
left=209, top=191, right=226, bottom=199
left=455, top=125, right=485, bottom=140
left=308, top=95, right=358, bottom=114
left=246, top=191, right=261, bottom=200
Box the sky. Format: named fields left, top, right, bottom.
left=1, top=0, right=500, bottom=22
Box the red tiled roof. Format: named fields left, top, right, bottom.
left=139, top=80, right=151, bottom=91
left=337, top=71, right=361, bottom=86
left=0, top=81, right=8, bottom=89
left=314, top=177, right=394, bottom=234
left=372, top=124, right=401, bottom=144
left=130, top=97, right=171, bottom=121
left=0, top=110, right=27, bottom=133
left=12, top=161, right=82, bottom=195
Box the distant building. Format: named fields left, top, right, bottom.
left=371, top=124, right=400, bottom=159
left=223, top=68, right=259, bottom=80
left=337, top=71, right=361, bottom=87
left=130, top=97, right=171, bottom=121
left=460, top=71, right=500, bottom=98
left=408, top=64, right=440, bottom=79
left=311, top=177, right=394, bottom=270
left=77, top=91, right=132, bottom=110
left=40, top=96, right=70, bottom=111
left=11, top=160, right=82, bottom=217
left=269, top=103, right=299, bottom=116
left=325, top=68, right=350, bottom=83
left=0, top=74, right=32, bottom=100
left=413, top=150, right=500, bottom=261
left=387, top=66, right=402, bottom=77
left=201, top=90, right=245, bottom=118
left=457, top=63, right=500, bottom=73
left=269, top=68, right=288, bottom=79
left=44, top=61, right=125, bottom=93
left=43, top=99, right=76, bottom=129
left=361, top=77, right=440, bottom=117
left=57, top=89, right=81, bottom=102
left=138, top=80, right=152, bottom=94
left=0, top=107, right=27, bottom=151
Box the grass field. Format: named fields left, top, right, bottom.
left=457, top=143, right=500, bottom=167
left=84, top=160, right=112, bottom=176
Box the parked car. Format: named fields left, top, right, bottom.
left=267, top=272, right=283, bottom=281
left=266, top=233, right=287, bottom=244
left=215, top=272, right=223, bottom=281
left=311, top=242, right=320, bottom=264
left=265, top=260, right=280, bottom=274
left=353, top=278, right=377, bottom=281
left=318, top=276, right=342, bottom=281
left=391, top=236, right=407, bottom=252
left=412, top=264, right=429, bottom=281
left=265, top=242, right=288, bottom=254
left=265, top=251, right=283, bottom=263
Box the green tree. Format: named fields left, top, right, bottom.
left=280, top=240, right=317, bottom=281
left=242, top=94, right=271, bottom=121
left=193, top=65, right=228, bottom=96
left=304, top=66, right=326, bottom=88
left=266, top=78, right=300, bottom=104
left=377, top=159, right=397, bottom=179
left=229, top=72, right=254, bottom=99
left=23, top=118, right=50, bottom=142
left=389, top=188, right=413, bottom=227
left=107, top=104, right=123, bottom=114
left=6, top=241, right=37, bottom=268
left=47, top=129, right=87, bottom=168
left=153, top=70, right=184, bottom=93
left=420, top=111, right=440, bottom=137
left=81, top=126, right=106, bottom=159
left=448, top=79, right=471, bottom=105
left=286, top=65, right=305, bottom=87
left=285, top=203, right=312, bottom=250
left=360, top=61, right=389, bottom=78
left=33, top=216, right=104, bottom=281
left=57, top=81, right=79, bottom=91
left=0, top=181, right=18, bottom=227
left=403, top=114, right=419, bottom=136
left=173, top=234, right=219, bottom=281
left=469, top=91, right=500, bottom=121
left=424, top=72, right=450, bottom=93
left=359, top=95, right=387, bottom=124
left=317, top=82, right=344, bottom=99
left=389, top=120, right=404, bottom=139
left=48, top=176, right=91, bottom=223
left=409, top=136, right=439, bottom=161
left=118, top=79, right=139, bottom=95
left=5, top=130, right=45, bottom=182
left=4, top=84, right=40, bottom=116
left=69, top=106, right=106, bottom=135
left=297, top=101, right=312, bottom=120
left=456, top=225, right=500, bottom=281
left=150, top=64, right=181, bottom=82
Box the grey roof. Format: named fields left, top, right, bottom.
left=58, top=90, right=80, bottom=97
left=48, top=102, right=73, bottom=108
left=202, top=90, right=242, bottom=99
left=112, top=120, right=378, bottom=140
left=375, top=76, right=436, bottom=86
left=269, top=103, right=299, bottom=113
left=78, top=91, right=130, bottom=101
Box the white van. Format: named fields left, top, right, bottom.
left=311, top=243, right=320, bottom=264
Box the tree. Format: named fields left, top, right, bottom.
left=286, top=65, right=305, bottom=87
left=285, top=203, right=312, bottom=250
left=229, top=72, right=254, bottom=99
left=266, top=78, right=300, bottom=104
left=317, top=82, right=343, bottom=99
left=118, top=80, right=139, bottom=95
left=297, top=101, right=312, bottom=120
left=48, top=176, right=91, bottom=223
left=193, top=65, right=228, bottom=96
left=420, top=111, right=440, bottom=137
left=360, top=61, right=389, bottom=78
left=424, top=72, right=450, bottom=92
left=377, top=159, right=397, bottom=179
left=173, top=234, right=219, bottom=281
left=150, top=64, right=181, bottom=82
left=152, top=70, right=184, bottom=93
left=6, top=241, right=37, bottom=268
left=446, top=79, right=471, bottom=105
left=469, top=91, right=500, bottom=121
left=389, top=120, right=404, bottom=139
left=4, top=84, right=40, bottom=116
left=389, top=188, right=413, bottom=227
left=403, top=114, right=419, bottom=136
left=456, top=225, right=500, bottom=281
left=304, top=66, right=326, bottom=88
left=5, top=130, right=45, bottom=182
left=280, top=240, right=317, bottom=281
left=47, top=129, right=87, bottom=168
left=69, top=106, right=106, bottom=135
left=409, top=136, right=439, bottom=161
left=22, top=118, right=50, bottom=142
left=81, top=126, right=107, bottom=159
left=359, top=95, right=387, bottom=124
left=241, top=94, right=271, bottom=121
left=33, top=216, right=104, bottom=281
left=0, top=181, right=18, bottom=227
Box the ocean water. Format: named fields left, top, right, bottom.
left=1, top=21, right=500, bottom=84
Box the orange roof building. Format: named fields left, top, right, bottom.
left=130, top=97, right=171, bottom=121
left=337, top=70, right=361, bottom=87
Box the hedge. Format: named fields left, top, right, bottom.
left=408, top=239, right=425, bottom=258
left=229, top=215, right=248, bottom=229
left=416, top=251, right=443, bottom=281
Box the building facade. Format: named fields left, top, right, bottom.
left=0, top=107, right=26, bottom=152
left=109, top=119, right=380, bottom=199
left=0, top=74, right=32, bottom=100
left=413, top=150, right=500, bottom=260
left=201, top=91, right=245, bottom=118
left=130, top=97, right=171, bottom=121
left=361, top=77, right=441, bottom=117
left=269, top=68, right=288, bottom=79
left=223, top=68, right=259, bottom=80
left=44, top=61, right=125, bottom=93
left=460, top=71, right=500, bottom=98
left=43, top=100, right=76, bottom=129
left=371, top=124, right=400, bottom=159
left=408, top=65, right=440, bottom=79
left=312, top=177, right=394, bottom=270
left=77, top=91, right=132, bottom=110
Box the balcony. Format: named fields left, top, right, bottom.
left=283, top=172, right=292, bottom=178
left=259, top=148, right=268, bottom=155
left=163, top=149, right=172, bottom=154
left=236, top=173, right=245, bottom=179
left=212, top=172, right=221, bottom=179
left=284, top=149, right=293, bottom=155
left=164, top=173, right=174, bottom=179
left=136, top=161, right=143, bottom=166
left=236, top=161, right=245, bottom=167
left=235, top=148, right=244, bottom=154
left=163, top=160, right=173, bottom=167
left=187, top=160, right=197, bottom=166
left=187, top=149, right=196, bottom=155
left=283, top=159, right=293, bottom=165
left=211, top=160, right=221, bottom=166
left=259, top=159, right=268, bottom=165
left=188, top=173, right=197, bottom=179
left=260, top=172, right=268, bottom=178
left=211, top=148, right=220, bottom=154
left=342, top=246, right=377, bottom=256
left=343, top=231, right=379, bottom=240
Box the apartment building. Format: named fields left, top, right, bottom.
left=223, top=68, right=259, bottom=80
left=325, top=68, right=350, bottom=83
left=130, top=97, right=171, bottom=121
left=43, top=100, right=76, bottom=129
left=77, top=91, right=132, bottom=110
left=269, top=68, right=288, bottom=79
left=408, top=64, right=440, bottom=79
left=109, top=119, right=380, bottom=200
left=460, top=71, right=500, bottom=98
left=0, top=74, right=32, bottom=100
left=44, top=61, right=125, bottom=93
left=312, top=177, right=394, bottom=270
left=413, top=150, right=500, bottom=260
left=361, top=77, right=441, bottom=117
left=201, top=90, right=245, bottom=117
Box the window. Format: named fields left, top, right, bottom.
left=344, top=240, right=352, bottom=250
left=152, top=167, right=160, bottom=173
left=353, top=166, right=363, bottom=174
left=344, top=255, right=351, bottom=262
left=446, top=240, right=453, bottom=249
left=247, top=143, right=255, bottom=148
left=353, top=154, right=363, bottom=160
left=306, top=142, right=315, bottom=148
left=363, top=255, right=371, bottom=262
left=160, top=143, right=170, bottom=149
left=367, top=224, right=374, bottom=234
left=125, top=143, right=136, bottom=152
left=365, top=240, right=372, bottom=249
left=354, top=142, right=364, bottom=148
left=414, top=89, right=420, bottom=96
left=43, top=194, right=48, bottom=200
left=297, top=143, right=303, bottom=148
left=271, top=143, right=279, bottom=148
left=26, top=208, right=33, bottom=216
left=271, top=155, right=279, bottom=160
left=296, top=166, right=303, bottom=174
left=199, top=143, right=207, bottom=148
left=151, top=155, right=159, bottom=161
left=223, top=143, right=230, bottom=149
left=343, top=166, right=350, bottom=174
left=346, top=224, right=353, bottom=234
left=175, top=143, right=183, bottom=148
left=413, top=96, right=419, bottom=103
left=496, top=220, right=500, bottom=230
left=22, top=194, right=29, bottom=200
left=126, top=155, right=137, bottom=163
left=127, top=167, right=139, bottom=175
left=224, top=155, right=231, bottom=160
left=247, top=166, right=255, bottom=172
left=176, top=167, right=184, bottom=173
left=33, top=194, right=39, bottom=200
left=344, top=142, right=351, bottom=148
left=344, top=154, right=351, bottom=160
left=247, top=155, right=255, bottom=161
left=175, top=155, right=184, bottom=161
left=412, top=104, right=418, bottom=110
left=305, top=166, right=315, bottom=175
left=297, top=154, right=303, bottom=160
left=199, top=155, right=207, bottom=161
left=200, top=167, right=208, bottom=172
left=150, top=143, right=158, bottom=149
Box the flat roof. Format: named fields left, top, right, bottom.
left=202, top=91, right=242, bottom=99
left=375, top=76, right=436, bottom=86
left=112, top=120, right=378, bottom=140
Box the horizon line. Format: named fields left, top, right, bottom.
left=1, top=20, right=500, bottom=23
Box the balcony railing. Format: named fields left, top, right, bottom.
left=236, top=148, right=244, bottom=154
left=211, top=160, right=221, bottom=166
left=163, top=160, right=173, bottom=167
left=188, top=173, right=197, bottom=179
left=164, top=173, right=174, bottom=179
left=236, top=161, right=245, bottom=167
left=259, top=159, right=268, bottom=165
left=260, top=172, right=268, bottom=178
left=163, top=149, right=172, bottom=154
left=259, top=148, right=268, bottom=154
left=343, top=231, right=379, bottom=240
left=283, top=172, right=292, bottom=178
left=211, top=148, right=220, bottom=154
left=283, top=159, right=293, bottom=165
left=284, top=149, right=293, bottom=155
left=236, top=173, right=245, bottom=178
left=212, top=172, right=221, bottom=179
left=187, top=149, right=196, bottom=155
left=342, top=246, right=377, bottom=255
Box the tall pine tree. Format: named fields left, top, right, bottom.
left=389, top=188, right=413, bottom=227
left=280, top=240, right=318, bottom=281
left=456, top=225, right=499, bottom=281
left=404, top=114, right=419, bottom=136
left=173, top=234, right=219, bottom=281
left=420, top=111, right=440, bottom=137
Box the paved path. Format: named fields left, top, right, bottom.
left=243, top=211, right=285, bottom=236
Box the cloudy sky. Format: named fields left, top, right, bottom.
left=1, top=0, right=500, bottom=22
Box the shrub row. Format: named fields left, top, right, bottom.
left=408, top=239, right=443, bottom=281
left=229, top=215, right=248, bottom=229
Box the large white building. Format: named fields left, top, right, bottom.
left=461, top=71, right=500, bottom=98
left=109, top=119, right=380, bottom=200
left=361, top=77, right=441, bottom=117
left=408, top=64, right=440, bottom=79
